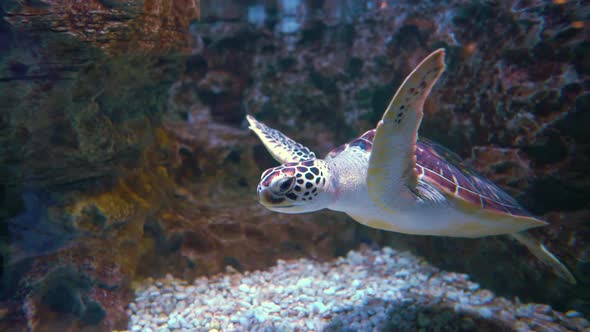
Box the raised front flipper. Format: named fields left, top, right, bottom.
left=367, top=49, right=446, bottom=210
left=246, top=115, right=316, bottom=163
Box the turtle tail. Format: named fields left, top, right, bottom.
left=510, top=231, right=576, bottom=284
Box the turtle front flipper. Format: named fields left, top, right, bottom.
left=367, top=49, right=446, bottom=210
left=246, top=115, right=316, bottom=163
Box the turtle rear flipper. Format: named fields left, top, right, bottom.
left=510, top=231, right=576, bottom=284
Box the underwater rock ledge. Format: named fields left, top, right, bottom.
left=128, top=247, right=589, bottom=332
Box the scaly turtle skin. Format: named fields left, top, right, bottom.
left=247, top=49, right=575, bottom=283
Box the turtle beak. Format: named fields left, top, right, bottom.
left=257, top=187, right=286, bottom=207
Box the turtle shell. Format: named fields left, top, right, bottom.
left=327, top=129, right=531, bottom=217
left=414, top=139, right=531, bottom=217
left=326, top=129, right=375, bottom=159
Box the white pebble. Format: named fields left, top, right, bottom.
left=296, top=277, right=312, bottom=288
left=478, top=307, right=494, bottom=319
left=397, top=257, right=410, bottom=265
left=394, top=269, right=409, bottom=278
left=262, top=301, right=280, bottom=313
left=167, top=316, right=180, bottom=329
left=311, top=301, right=327, bottom=315
left=566, top=310, right=582, bottom=318
left=382, top=247, right=395, bottom=255
left=254, top=309, right=268, bottom=323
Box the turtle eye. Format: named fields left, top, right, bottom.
left=278, top=177, right=295, bottom=193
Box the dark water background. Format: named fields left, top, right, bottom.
left=0, top=0, right=588, bottom=330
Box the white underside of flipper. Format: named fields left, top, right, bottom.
left=246, top=115, right=316, bottom=163
left=367, top=49, right=446, bottom=212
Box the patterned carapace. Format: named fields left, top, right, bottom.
left=325, top=128, right=531, bottom=218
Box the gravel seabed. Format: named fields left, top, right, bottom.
left=128, top=247, right=588, bottom=332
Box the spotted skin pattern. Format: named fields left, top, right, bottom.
left=259, top=160, right=327, bottom=203
left=247, top=115, right=316, bottom=163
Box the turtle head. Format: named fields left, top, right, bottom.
left=257, top=160, right=331, bottom=213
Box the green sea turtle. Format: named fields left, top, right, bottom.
left=247, top=49, right=575, bottom=283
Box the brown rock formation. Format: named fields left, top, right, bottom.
left=5, top=0, right=200, bottom=55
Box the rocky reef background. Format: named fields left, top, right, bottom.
left=0, top=0, right=588, bottom=331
